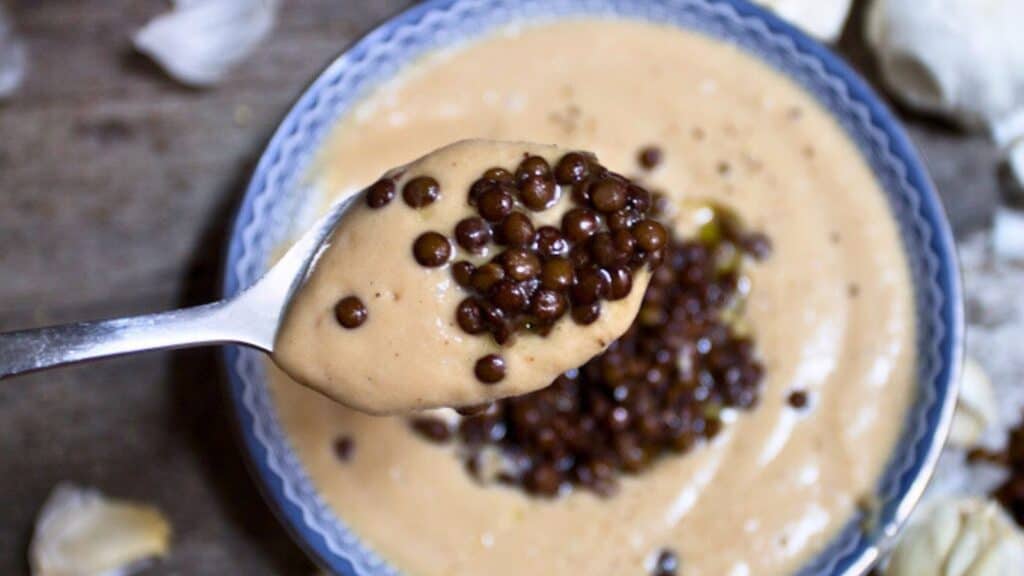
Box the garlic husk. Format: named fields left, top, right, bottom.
left=886, top=498, right=1024, bottom=576
left=0, top=2, right=26, bottom=99
left=992, top=208, right=1024, bottom=263
left=948, top=356, right=1000, bottom=449
left=751, top=0, right=852, bottom=42
left=134, top=0, right=279, bottom=87
left=30, top=484, right=171, bottom=576
left=866, top=0, right=1024, bottom=137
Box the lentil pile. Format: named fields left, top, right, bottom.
left=454, top=153, right=668, bottom=384
left=359, top=150, right=667, bottom=386
left=411, top=205, right=770, bottom=497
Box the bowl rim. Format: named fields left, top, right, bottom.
left=221, top=1, right=964, bottom=574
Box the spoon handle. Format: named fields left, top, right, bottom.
left=0, top=300, right=266, bottom=379
left=0, top=197, right=354, bottom=380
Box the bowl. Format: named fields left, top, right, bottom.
left=221, top=1, right=964, bottom=574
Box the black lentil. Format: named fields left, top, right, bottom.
left=500, top=212, right=536, bottom=247
left=501, top=248, right=541, bottom=281
left=571, top=302, right=601, bottom=325
left=638, top=146, right=663, bottom=170
left=540, top=257, right=575, bottom=291
left=483, top=167, right=514, bottom=183
left=452, top=261, right=476, bottom=287
left=334, top=296, right=368, bottom=329
left=470, top=262, right=506, bottom=293
left=455, top=217, right=492, bottom=252
left=633, top=219, right=668, bottom=252
left=652, top=548, right=679, bottom=576
left=413, top=232, right=451, bottom=267
left=410, top=417, right=451, bottom=442
left=477, top=185, right=515, bottom=222
left=333, top=436, right=355, bottom=461
left=562, top=208, right=601, bottom=243
left=554, top=152, right=591, bottom=185
left=491, top=280, right=529, bottom=313
left=787, top=390, right=809, bottom=409
left=531, top=289, right=568, bottom=321
left=591, top=178, right=629, bottom=213
left=519, top=176, right=558, bottom=210
left=515, top=155, right=551, bottom=184
left=365, top=178, right=396, bottom=208
left=402, top=176, right=440, bottom=207
left=475, top=354, right=507, bottom=384
left=536, top=226, right=569, bottom=258
left=457, top=298, right=486, bottom=334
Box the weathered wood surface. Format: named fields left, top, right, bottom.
left=0, top=1, right=1000, bottom=574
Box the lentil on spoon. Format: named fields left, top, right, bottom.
left=273, top=140, right=665, bottom=414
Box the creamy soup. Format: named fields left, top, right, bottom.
left=270, top=20, right=915, bottom=576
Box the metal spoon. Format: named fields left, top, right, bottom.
left=0, top=196, right=357, bottom=379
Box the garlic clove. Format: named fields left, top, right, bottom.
left=992, top=208, right=1024, bottom=263
left=865, top=0, right=1024, bottom=135
left=886, top=498, right=1024, bottom=576
left=948, top=356, right=999, bottom=449
left=972, top=536, right=1024, bottom=575
left=0, top=3, right=27, bottom=99
left=30, top=484, right=171, bottom=576
left=751, top=0, right=853, bottom=43
left=133, top=0, right=279, bottom=87
left=991, top=111, right=1024, bottom=150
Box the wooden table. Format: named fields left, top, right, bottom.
left=0, top=1, right=1001, bottom=574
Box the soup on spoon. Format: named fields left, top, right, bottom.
left=273, top=140, right=666, bottom=414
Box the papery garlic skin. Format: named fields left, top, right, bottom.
left=992, top=209, right=1024, bottom=264
left=30, top=484, right=171, bottom=576
left=134, top=0, right=279, bottom=87
left=751, top=0, right=852, bottom=42
left=866, top=0, right=1024, bottom=136
left=948, top=357, right=1000, bottom=449
left=886, top=498, right=1024, bottom=576
left=0, top=2, right=27, bottom=99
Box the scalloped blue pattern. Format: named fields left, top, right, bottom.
left=222, top=1, right=964, bottom=574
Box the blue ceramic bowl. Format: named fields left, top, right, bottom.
left=222, top=1, right=964, bottom=574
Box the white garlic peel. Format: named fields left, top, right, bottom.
left=886, top=498, right=1024, bottom=576
left=134, top=0, right=279, bottom=87
left=0, top=2, right=27, bottom=99
left=948, top=356, right=1000, bottom=449
left=866, top=0, right=1024, bottom=141
left=30, top=484, right=171, bottom=576
left=992, top=208, right=1024, bottom=263
left=751, top=0, right=852, bottom=42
